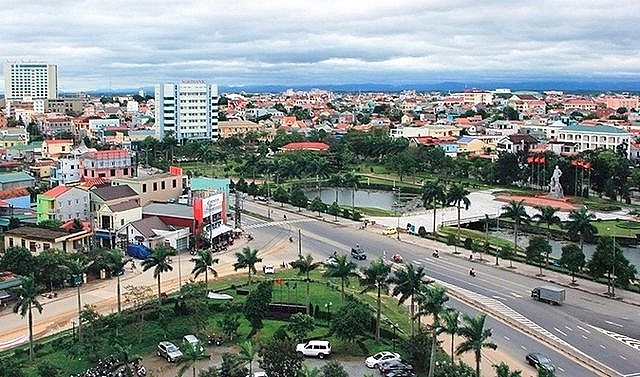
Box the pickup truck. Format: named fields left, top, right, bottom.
left=531, top=286, right=565, bottom=305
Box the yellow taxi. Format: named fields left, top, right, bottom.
left=382, top=227, right=398, bottom=235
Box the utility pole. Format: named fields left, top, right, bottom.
left=298, top=229, right=302, bottom=257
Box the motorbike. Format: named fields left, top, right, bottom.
left=289, top=236, right=294, bottom=243
left=469, top=268, right=476, bottom=277
left=247, top=234, right=254, bottom=241
left=432, top=251, right=440, bottom=258
left=208, top=334, right=224, bottom=346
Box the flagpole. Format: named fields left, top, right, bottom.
left=574, top=162, right=578, bottom=197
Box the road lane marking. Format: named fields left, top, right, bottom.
left=582, top=335, right=588, bottom=340
left=503, top=336, right=510, bottom=341
left=620, top=355, right=627, bottom=360
left=554, top=327, right=567, bottom=337
left=600, top=344, right=606, bottom=349
left=565, top=326, right=573, bottom=332
left=576, top=325, right=591, bottom=334
left=558, top=367, right=565, bottom=373
left=510, top=292, right=522, bottom=298
left=520, top=345, right=527, bottom=350
left=605, top=320, right=624, bottom=328
left=589, top=324, right=640, bottom=351
left=412, top=260, right=422, bottom=264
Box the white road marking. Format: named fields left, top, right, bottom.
left=600, top=344, right=607, bottom=349
left=503, top=336, right=510, bottom=341
left=554, top=327, right=568, bottom=337
left=620, top=355, right=627, bottom=360
left=576, top=325, right=591, bottom=334
left=582, top=335, right=588, bottom=340
left=510, top=292, right=523, bottom=298
left=589, top=324, right=640, bottom=351
left=520, top=345, right=527, bottom=350
left=412, top=260, right=422, bottom=265
left=558, top=367, right=565, bottom=372
left=492, top=295, right=506, bottom=301
left=565, top=326, right=573, bottom=332
left=605, top=320, right=624, bottom=328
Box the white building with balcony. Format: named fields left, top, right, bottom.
left=556, top=124, right=632, bottom=158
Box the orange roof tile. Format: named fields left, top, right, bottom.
left=42, top=185, right=70, bottom=198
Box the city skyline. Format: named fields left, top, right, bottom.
left=1, top=0, right=639, bottom=92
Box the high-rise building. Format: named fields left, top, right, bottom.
left=154, top=80, right=219, bottom=143
left=3, top=61, right=58, bottom=100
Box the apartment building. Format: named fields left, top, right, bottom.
left=0, top=128, right=29, bottom=149
left=556, top=124, right=633, bottom=159
left=80, top=149, right=133, bottom=180
left=3, top=61, right=58, bottom=100
left=37, top=185, right=90, bottom=223
left=112, top=166, right=188, bottom=206
left=41, top=139, right=74, bottom=158
left=154, top=80, right=219, bottom=143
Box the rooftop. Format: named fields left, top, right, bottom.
left=564, top=123, right=629, bottom=134
left=4, top=225, right=81, bottom=241
left=143, top=203, right=194, bottom=219
left=0, top=172, right=35, bottom=184
left=92, top=185, right=138, bottom=201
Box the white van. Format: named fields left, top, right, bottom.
left=296, top=340, right=331, bottom=358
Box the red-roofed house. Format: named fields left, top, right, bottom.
left=42, top=139, right=74, bottom=158
left=280, top=142, right=330, bottom=152
left=80, top=149, right=133, bottom=180
left=37, top=185, right=90, bottom=222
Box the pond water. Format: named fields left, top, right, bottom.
left=489, top=229, right=640, bottom=271
left=303, top=187, right=414, bottom=211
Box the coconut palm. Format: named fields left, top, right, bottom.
left=501, top=200, right=531, bottom=267
left=456, top=314, right=497, bottom=377
left=191, top=249, right=219, bottom=285
left=494, top=362, right=522, bottom=377
left=290, top=254, right=322, bottom=315
left=233, top=247, right=262, bottom=286
left=533, top=206, right=561, bottom=266
left=440, top=308, right=461, bottom=363
left=103, top=249, right=130, bottom=313
left=446, top=183, right=471, bottom=247
left=12, top=275, right=43, bottom=361
left=141, top=244, right=176, bottom=302
left=63, top=257, right=94, bottom=342
left=422, top=179, right=446, bottom=233
left=237, top=341, right=257, bottom=376
left=323, top=254, right=358, bottom=303
left=389, top=263, right=428, bottom=337
left=566, top=206, right=597, bottom=253
left=360, top=258, right=392, bottom=341
left=415, top=284, right=449, bottom=377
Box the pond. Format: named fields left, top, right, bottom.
left=489, top=229, right=640, bottom=272
left=303, top=187, right=415, bottom=211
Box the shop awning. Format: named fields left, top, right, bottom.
left=208, top=224, right=233, bottom=239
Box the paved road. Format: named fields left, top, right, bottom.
left=242, top=198, right=640, bottom=377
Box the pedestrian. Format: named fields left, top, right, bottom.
left=130, top=261, right=136, bottom=271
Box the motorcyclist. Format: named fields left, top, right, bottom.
left=469, top=268, right=476, bottom=277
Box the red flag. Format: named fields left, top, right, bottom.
left=539, top=157, right=545, bottom=164
left=274, top=279, right=282, bottom=286
left=571, top=160, right=578, bottom=166
left=527, top=157, right=534, bottom=164
left=534, top=157, right=540, bottom=163
left=583, top=162, right=591, bottom=169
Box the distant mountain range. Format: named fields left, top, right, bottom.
left=70, top=79, right=640, bottom=97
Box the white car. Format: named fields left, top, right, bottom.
left=296, top=340, right=331, bottom=359
left=263, top=264, right=275, bottom=274
left=365, top=351, right=401, bottom=368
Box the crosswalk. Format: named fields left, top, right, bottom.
left=242, top=218, right=315, bottom=230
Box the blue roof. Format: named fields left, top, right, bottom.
left=458, top=136, right=474, bottom=143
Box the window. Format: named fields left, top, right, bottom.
left=121, top=218, right=125, bottom=226
left=21, top=239, right=26, bottom=248
left=110, top=169, right=116, bottom=176
left=43, top=243, right=50, bottom=250
left=142, top=184, right=147, bottom=193
left=161, top=181, right=165, bottom=190
left=173, top=179, right=177, bottom=188
left=153, top=182, right=158, bottom=191
left=8, top=238, right=13, bottom=247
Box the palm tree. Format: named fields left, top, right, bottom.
left=104, top=249, right=130, bottom=313
left=440, top=308, right=461, bottom=363
left=233, top=247, right=262, bottom=286
left=533, top=206, right=561, bottom=267
left=298, top=363, right=321, bottom=377
left=456, top=314, right=497, bottom=377
left=141, top=244, right=176, bottom=302
left=177, top=344, right=208, bottom=377
left=501, top=200, right=530, bottom=267
left=12, top=275, right=43, bottom=361
left=415, top=284, right=449, bottom=377
left=494, top=362, right=522, bottom=377
left=238, top=340, right=257, bottom=376
left=422, top=179, right=446, bottom=233
left=191, top=249, right=219, bottom=285
left=566, top=206, right=597, bottom=253
left=446, top=183, right=471, bottom=248
left=290, top=254, right=322, bottom=315
left=360, top=258, right=392, bottom=341
left=323, top=254, right=358, bottom=303
left=63, top=257, right=93, bottom=342
left=389, top=263, right=428, bottom=337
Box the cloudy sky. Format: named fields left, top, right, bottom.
left=1, top=0, right=639, bottom=91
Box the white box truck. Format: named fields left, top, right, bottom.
left=531, top=286, right=565, bottom=305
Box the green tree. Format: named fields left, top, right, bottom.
left=289, top=186, right=309, bottom=211
left=12, top=275, right=43, bottom=361
left=287, top=313, right=315, bottom=342
left=389, top=263, right=428, bottom=337
left=415, top=284, right=449, bottom=377
left=440, top=308, right=461, bottom=363
left=141, top=244, right=176, bottom=302
left=191, top=249, right=219, bottom=285
left=494, top=362, right=522, bottom=377
left=290, top=254, right=322, bottom=314
left=0, top=247, right=36, bottom=276
left=330, top=299, right=372, bottom=341
left=62, top=257, right=93, bottom=342
left=360, top=258, right=391, bottom=341
left=319, top=361, right=349, bottom=377
left=456, top=314, right=497, bottom=377
left=233, top=247, right=262, bottom=286
left=323, top=254, right=358, bottom=303
left=587, top=236, right=637, bottom=295
left=501, top=200, right=530, bottom=267
left=218, top=307, right=241, bottom=341
left=272, top=186, right=290, bottom=206
left=297, top=363, right=321, bottom=377
left=559, top=244, right=585, bottom=284
left=102, top=249, right=130, bottom=314
left=34, top=248, right=69, bottom=292
left=446, top=183, right=471, bottom=248
left=533, top=206, right=561, bottom=266
left=309, top=196, right=326, bottom=216
left=36, top=360, right=63, bottom=377
left=566, top=207, right=597, bottom=253
left=422, top=179, right=446, bottom=233
left=494, top=152, right=521, bottom=186
left=112, top=342, right=142, bottom=377
left=238, top=341, right=257, bottom=376
left=259, top=338, right=304, bottom=377
left=525, top=236, right=551, bottom=276
left=243, top=281, right=273, bottom=335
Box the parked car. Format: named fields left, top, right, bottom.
left=182, top=334, right=205, bottom=355
left=384, top=370, right=416, bottom=377
left=350, top=246, right=367, bottom=260
left=156, top=341, right=183, bottom=362
left=262, top=264, right=275, bottom=274
left=379, top=359, right=413, bottom=375
left=382, top=227, right=398, bottom=235
left=526, top=352, right=556, bottom=373
left=365, top=351, right=401, bottom=368
left=296, top=340, right=332, bottom=359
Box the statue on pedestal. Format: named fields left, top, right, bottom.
left=548, top=165, right=564, bottom=199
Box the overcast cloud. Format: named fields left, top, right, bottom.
left=1, top=0, right=638, bottom=91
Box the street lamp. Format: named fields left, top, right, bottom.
left=324, top=302, right=333, bottom=326
left=607, top=227, right=616, bottom=298
left=393, top=186, right=401, bottom=241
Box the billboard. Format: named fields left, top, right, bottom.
left=193, top=192, right=224, bottom=221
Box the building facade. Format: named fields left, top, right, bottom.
left=80, top=149, right=133, bottom=180
left=3, top=62, right=58, bottom=100
left=37, top=185, right=90, bottom=223
left=154, top=81, right=219, bottom=143
left=112, top=167, right=188, bottom=206
left=556, top=124, right=633, bottom=158
left=4, top=225, right=91, bottom=255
